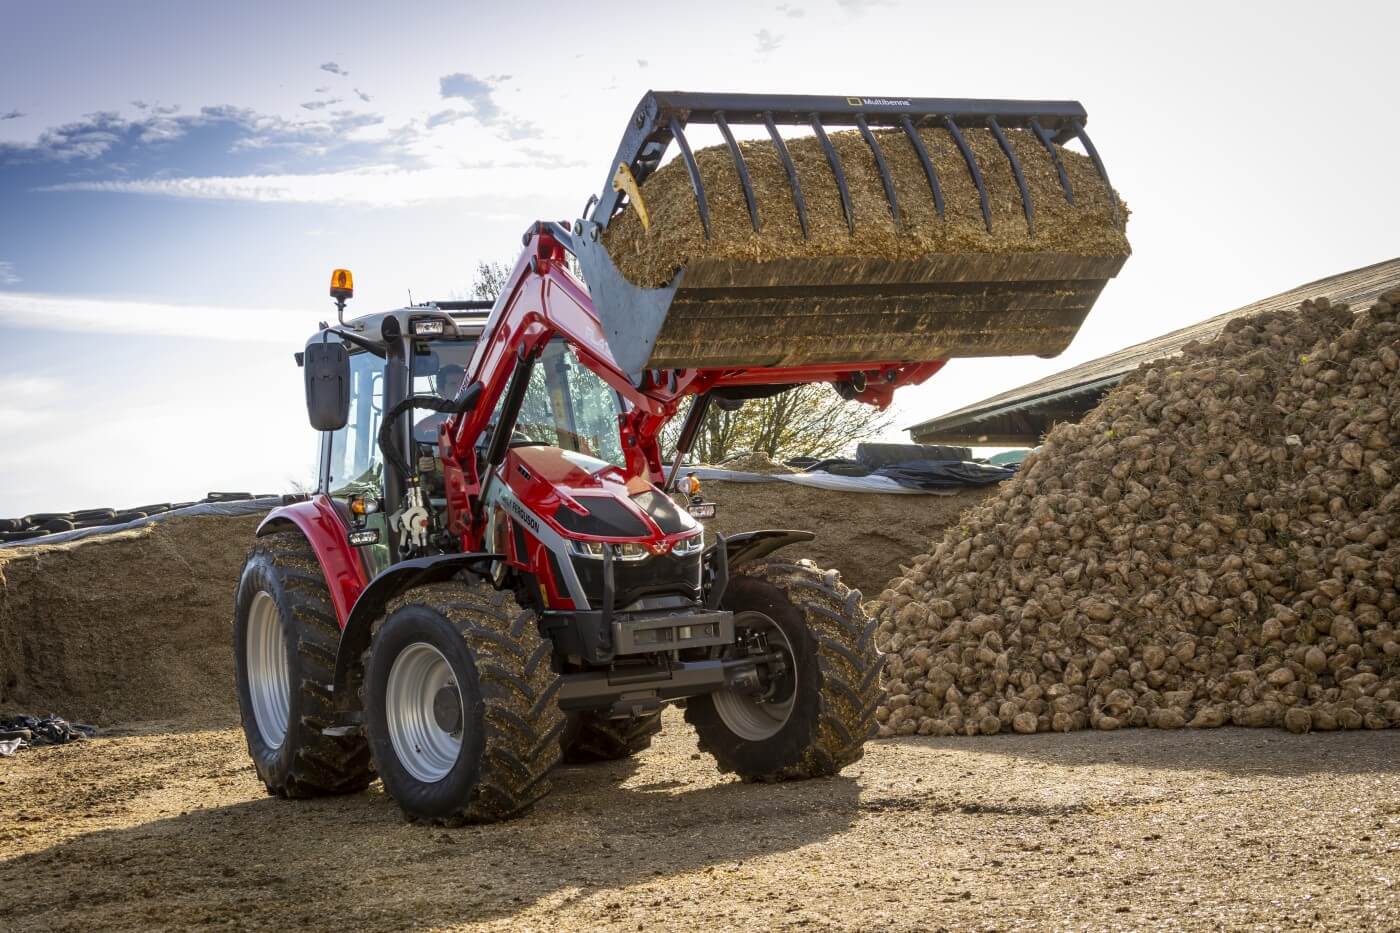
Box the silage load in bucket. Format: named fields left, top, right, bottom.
left=573, top=92, right=1130, bottom=379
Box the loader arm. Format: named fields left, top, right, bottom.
left=438, top=223, right=947, bottom=544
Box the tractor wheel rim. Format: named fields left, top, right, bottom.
left=385, top=642, right=463, bottom=783
left=712, top=611, right=797, bottom=741
left=246, top=590, right=291, bottom=750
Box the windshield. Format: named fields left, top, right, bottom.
left=514, top=339, right=628, bottom=466
left=411, top=336, right=478, bottom=443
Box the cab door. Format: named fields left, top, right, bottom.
left=320, top=349, right=392, bottom=578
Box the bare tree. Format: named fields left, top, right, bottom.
left=467, top=260, right=513, bottom=300
left=667, top=385, right=893, bottom=465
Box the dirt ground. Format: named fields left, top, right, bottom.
left=704, top=480, right=993, bottom=597
left=2, top=710, right=1395, bottom=932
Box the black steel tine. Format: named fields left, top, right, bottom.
left=715, top=111, right=760, bottom=233
left=987, top=117, right=1034, bottom=237
left=900, top=115, right=943, bottom=219
left=1070, top=120, right=1120, bottom=223
left=944, top=117, right=991, bottom=233
left=855, top=114, right=901, bottom=230
left=668, top=114, right=711, bottom=238
left=763, top=111, right=809, bottom=239
left=1029, top=118, right=1073, bottom=205
left=810, top=113, right=855, bottom=234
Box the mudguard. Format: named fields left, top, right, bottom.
left=329, top=552, right=502, bottom=711
left=256, top=497, right=368, bottom=626
left=721, top=529, right=815, bottom=570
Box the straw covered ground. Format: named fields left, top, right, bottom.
left=605, top=125, right=1130, bottom=288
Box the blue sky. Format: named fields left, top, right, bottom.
left=1, top=0, right=1397, bottom=515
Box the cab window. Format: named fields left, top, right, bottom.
left=326, top=350, right=384, bottom=495
left=514, top=340, right=627, bottom=466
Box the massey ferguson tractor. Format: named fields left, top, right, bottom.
left=233, top=91, right=1126, bottom=823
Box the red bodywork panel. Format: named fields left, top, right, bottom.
left=257, top=499, right=366, bottom=627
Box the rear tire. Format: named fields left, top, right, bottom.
left=364, top=582, right=564, bottom=824
left=686, top=560, right=882, bottom=782
left=561, top=709, right=663, bottom=763
left=233, top=531, right=374, bottom=797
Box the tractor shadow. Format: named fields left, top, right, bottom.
left=0, top=751, right=862, bottom=931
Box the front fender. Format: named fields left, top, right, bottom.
left=257, top=497, right=367, bottom=626
left=720, top=529, right=815, bottom=570
left=703, top=529, right=815, bottom=610
left=330, top=552, right=502, bottom=712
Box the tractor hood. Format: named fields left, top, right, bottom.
left=504, top=445, right=699, bottom=543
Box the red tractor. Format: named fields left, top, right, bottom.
left=233, top=92, right=1125, bottom=822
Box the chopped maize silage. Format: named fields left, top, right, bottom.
left=605, top=126, right=1130, bottom=288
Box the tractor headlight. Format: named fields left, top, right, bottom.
left=671, top=532, right=704, bottom=557
left=569, top=540, right=651, bottom=561
left=614, top=543, right=650, bottom=561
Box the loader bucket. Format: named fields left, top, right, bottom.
left=574, top=91, right=1129, bottom=380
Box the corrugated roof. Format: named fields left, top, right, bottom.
left=909, top=257, right=1400, bottom=443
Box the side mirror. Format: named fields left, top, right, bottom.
left=304, top=340, right=351, bottom=431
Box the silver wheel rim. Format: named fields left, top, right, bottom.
left=246, top=590, right=291, bottom=750
left=713, top=611, right=798, bottom=741
left=386, top=642, right=463, bottom=783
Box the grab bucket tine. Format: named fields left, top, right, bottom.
left=763, top=111, right=809, bottom=240
left=668, top=114, right=711, bottom=239
left=855, top=114, right=901, bottom=230
left=1070, top=120, right=1120, bottom=224
left=944, top=117, right=992, bottom=233
left=715, top=111, right=760, bottom=233
left=900, top=115, right=944, bottom=219
left=810, top=113, right=855, bottom=234
left=1029, top=118, right=1073, bottom=205
left=987, top=117, right=1034, bottom=237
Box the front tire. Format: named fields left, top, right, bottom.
left=233, top=531, right=374, bottom=797
left=364, top=582, right=564, bottom=824
left=685, top=560, right=882, bottom=781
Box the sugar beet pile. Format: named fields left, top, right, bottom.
left=874, top=293, right=1400, bottom=737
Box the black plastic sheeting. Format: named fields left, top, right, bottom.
left=0, top=491, right=282, bottom=544
left=0, top=496, right=282, bottom=549
left=0, top=714, right=97, bottom=756
left=872, top=459, right=1014, bottom=489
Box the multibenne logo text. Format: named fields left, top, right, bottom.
left=847, top=97, right=911, bottom=107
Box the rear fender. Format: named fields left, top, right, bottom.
left=330, top=552, right=502, bottom=712
left=256, top=497, right=367, bottom=626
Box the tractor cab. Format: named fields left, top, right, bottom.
left=304, top=289, right=493, bottom=579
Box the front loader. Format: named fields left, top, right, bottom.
left=232, top=91, right=1129, bottom=823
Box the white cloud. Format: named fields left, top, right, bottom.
left=0, top=261, right=18, bottom=285
left=754, top=28, right=783, bottom=54
left=37, top=162, right=580, bottom=207
left=0, top=290, right=320, bottom=342
left=320, top=61, right=348, bottom=76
